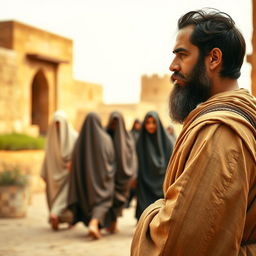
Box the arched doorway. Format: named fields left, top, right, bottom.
left=31, top=70, right=49, bottom=135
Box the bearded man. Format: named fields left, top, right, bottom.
left=131, top=9, right=256, bottom=256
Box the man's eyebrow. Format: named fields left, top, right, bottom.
left=173, top=48, right=189, bottom=54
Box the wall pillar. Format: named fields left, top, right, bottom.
left=247, top=0, right=256, bottom=96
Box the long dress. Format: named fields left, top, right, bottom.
left=136, top=111, right=173, bottom=220
left=105, top=111, right=137, bottom=224
left=41, top=110, right=78, bottom=221
left=68, top=112, right=116, bottom=227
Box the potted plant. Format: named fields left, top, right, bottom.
left=0, top=167, right=30, bottom=218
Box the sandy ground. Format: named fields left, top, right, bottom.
left=0, top=193, right=137, bottom=256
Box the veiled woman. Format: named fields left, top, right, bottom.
left=130, top=119, right=141, bottom=143
left=106, top=111, right=137, bottom=232
left=125, top=119, right=142, bottom=208
left=68, top=112, right=116, bottom=239
left=135, top=111, right=173, bottom=220
left=41, top=110, right=78, bottom=230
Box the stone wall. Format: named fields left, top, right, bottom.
left=140, top=74, right=171, bottom=103
left=64, top=80, right=103, bottom=129
left=0, top=47, right=19, bottom=133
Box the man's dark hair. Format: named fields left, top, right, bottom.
left=178, top=9, right=246, bottom=79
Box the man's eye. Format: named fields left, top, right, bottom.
left=178, top=53, right=187, bottom=59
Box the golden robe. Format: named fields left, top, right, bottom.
left=131, top=89, right=256, bottom=256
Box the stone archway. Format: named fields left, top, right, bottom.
left=31, top=70, right=49, bottom=135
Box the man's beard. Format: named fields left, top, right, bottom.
left=169, top=55, right=212, bottom=123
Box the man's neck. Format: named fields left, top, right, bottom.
left=211, top=78, right=239, bottom=96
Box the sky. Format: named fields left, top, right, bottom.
left=0, top=0, right=253, bottom=103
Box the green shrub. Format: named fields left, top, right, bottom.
left=0, top=168, right=28, bottom=186
left=0, top=133, right=45, bottom=150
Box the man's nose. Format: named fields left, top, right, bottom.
left=169, top=60, right=180, bottom=72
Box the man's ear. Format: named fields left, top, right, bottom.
left=208, top=48, right=222, bottom=71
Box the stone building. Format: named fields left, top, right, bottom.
left=0, top=20, right=175, bottom=135
left=0, top=20, right=102, bottom=135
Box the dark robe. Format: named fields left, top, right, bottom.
left=68, top=112, right=115, bottom=226
left=125, top=120, right=141, bottom=207
left=131, top=129, right=140, bottom=143
left=131, top=119, right=141, bottom=143
left=106, top=111, right=137, bottom=222
left=136, top=111, right=173, bottom=220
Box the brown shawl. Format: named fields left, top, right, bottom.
left=131, top=89, right=256, bottom=256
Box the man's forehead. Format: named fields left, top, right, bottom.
left=173, top=25, right=195, bottom=51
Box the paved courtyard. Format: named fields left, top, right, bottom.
left=0, top=193, right=137, bottom=256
